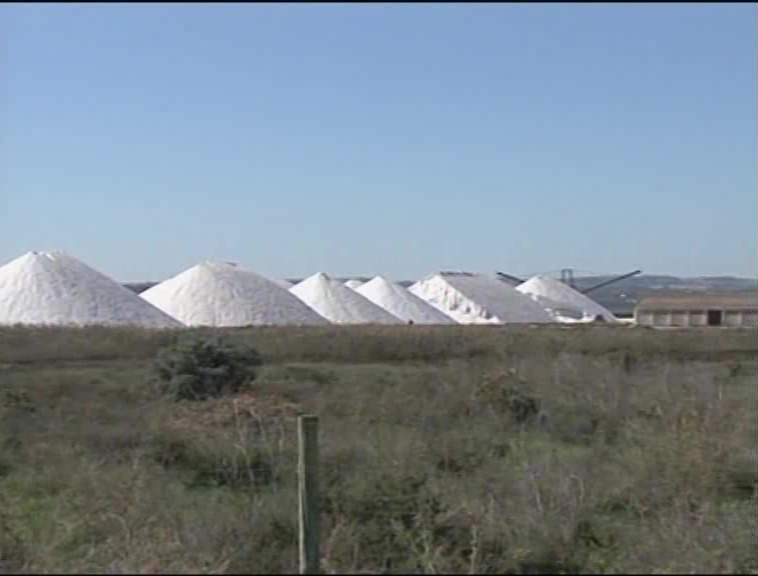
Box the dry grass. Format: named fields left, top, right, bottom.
left=1, top=324, right=755, bottom=366
left=0, top=325, right=756, bottom=574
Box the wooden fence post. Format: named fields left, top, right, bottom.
left=298, top=415, right=320, bottom=575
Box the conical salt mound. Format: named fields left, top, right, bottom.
left=356, top=276, right=456, bottom=324
left=140, top=262, right=329, bottom=327
left=408, top=272, right=554, bottom=324
left=516, top=275, right=618, bottom=323
left=290, top=272, right=403, bottom=324
left=344, top=279, right=364, bottom=290
left=0, top=251, right=183, bottom=328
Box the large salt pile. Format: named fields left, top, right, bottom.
left=0, top=251, right=183, bottom=328
left=141, top=261, right=330, bottom=327
left=356, top=276, right=456, bottom=324
left=290, top=272, right=403, bottom=324
left=516, top=275, right=618, bottom=323
left=344, top=279, right=364, bottom=290
left=408, top=272, right=554, bottom=324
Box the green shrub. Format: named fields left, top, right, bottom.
left=152, top=334, right=263, bottom=401
left=475, top=368, right=540, bottom=424
left=0, top=389, right=35, bottom=413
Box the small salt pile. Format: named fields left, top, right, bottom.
left=0, top=250, right=183, bottom=328
left=290, top=272, right=403, bottom=324
left=141, top=261, right=329, bottom=326
left=516, top=275, right=618, bottom=323
left=408, top=272, right=554, bottom=324
left=356, top=276, right=456, bottom=324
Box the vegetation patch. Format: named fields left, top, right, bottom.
left=152, top=334, right=263, bottom=401
left=0, top=325, right=755, bottom=572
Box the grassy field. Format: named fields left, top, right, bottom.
left=0, top=325, right=756, bottom=574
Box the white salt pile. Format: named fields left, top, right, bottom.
left=290, top=272, right=403, bottom=324
left=516, top=275, right=618, bottom=323
left=356, top=276, right=456, bottom=324
left=140, top=261, right=329, bottom=327
left=408, top=272, right=554, bottom=324
left=343, top=279, right=365, bottom=290
left=272, top=278, right=294, bottom=289
left=0, top=251, right=183, bottom=328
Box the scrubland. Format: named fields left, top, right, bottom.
left=0, top=325, right=756, bottom=573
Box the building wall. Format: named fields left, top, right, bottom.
left=724, top=311, right=741, bottom=327
left=652, top=312, right=670, bottom=327
left=689, top=311, right=707, bottom=327
left=671, top=312, right=689, bottom=327
left=636, top=311, right=654, bottom=325
left=635, top=308, right=758, bottom=328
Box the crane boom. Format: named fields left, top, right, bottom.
left=495, top=271, right=525, bottom=285
left=580, top=270, right=642, bottom=295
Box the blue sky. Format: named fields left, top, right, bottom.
left=1, top=4, right=756, bottom=282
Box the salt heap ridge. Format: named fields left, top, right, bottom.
left=343, top=279, right=365, bottom=290
left=141, top=261, right=329, bottom=327
left=516, top=275, right=618, bottom=323
left=409, top=272, right=553, bottom=324
left=290, top=272, right=403, bottom=324
left=272, top=278, right=294, bottom=289
left=0, top=251, right=183, bottom=328
left=356, top=276, right=456, bottom=324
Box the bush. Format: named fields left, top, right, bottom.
left=475, top=368, right=540, bottom=424
left=152, top=334, right=263, bottom=401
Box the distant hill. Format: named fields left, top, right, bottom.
left=123, top=274, right=757, bottom=317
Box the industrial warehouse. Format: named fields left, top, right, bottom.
left=635, top=291, right=758, bottom=328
